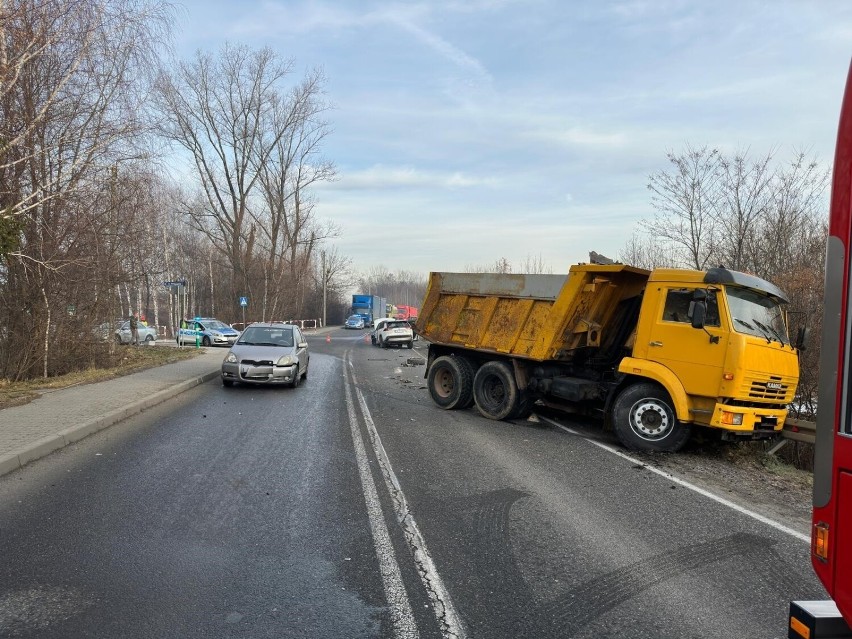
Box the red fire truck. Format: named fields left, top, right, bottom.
left=788, top=60, right=852, bottom=639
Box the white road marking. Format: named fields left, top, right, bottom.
left=347, top=354, right=468, bottom=639
left=343, top=367, right=419, bottom=639
left=539, top=416, right=811, bottom=544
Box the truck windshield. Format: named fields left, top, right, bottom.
left=725, top=287, right=789, bottom=345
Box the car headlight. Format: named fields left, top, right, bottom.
left=277, top=355, right=294, bottom=366
left=225, top=353, right=237, bottom=363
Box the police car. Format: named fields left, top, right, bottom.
left=177, top=317, right=240, bottom=347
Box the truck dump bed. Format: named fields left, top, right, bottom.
left=416, top=264, right=651, bottom=362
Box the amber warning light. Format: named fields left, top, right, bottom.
left=813, top=522, right=830, bottom=562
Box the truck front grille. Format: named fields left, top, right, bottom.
left=745, top=376, right=791, bottom=402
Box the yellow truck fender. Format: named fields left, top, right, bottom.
left=616, top=357, right=691, bottom=422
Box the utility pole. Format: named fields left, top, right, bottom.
left=321, top=250, right=327, bottom=328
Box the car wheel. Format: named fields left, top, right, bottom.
left=291, top=365, right=300, bottom=389
left=406, top=341, right=413, bottom=349
left=380, top=338, right=387, bottom=349
left=202, top=336, right=211, bottom=347
left=473, top=360, right=519, bottom=421
left=222, top=378, right=234, bottom=387
left=115, top=335, right=123, bottom=345
left=302, top=361, right=308, bottom=380
left=145, top=335, right=154, bottom=342
left=611, top=382, right=691, bottom=452
left=427, top=355, right=475, bottom=410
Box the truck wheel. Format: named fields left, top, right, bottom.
left=473, top=361, right=519, bottom=421
left=428, top=355, right=474, bottom=410
left=611, top=382, right=691, bottom=452
left=512, top=391, right=534, bottom=420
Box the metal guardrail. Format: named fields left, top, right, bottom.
left=783, top=417, right=816, bottom=444
left=766, top=417, right=816, bottom=455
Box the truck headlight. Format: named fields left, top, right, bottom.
left=721, top=411, right=744, bottom=426
left=277, top=355, right=294, bottom=366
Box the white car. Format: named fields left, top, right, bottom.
left=375, top=319, right=414, bottom=349
left=370, top=317, right=393, bottom=345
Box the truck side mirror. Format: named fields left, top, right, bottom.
left=795, top=326, right=808, bottom=351
left=689, top=301, right=706, bottom=329
left=689, top=289, right=707, bottom=329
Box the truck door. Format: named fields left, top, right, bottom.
left=645, top=287, right=727, bottom=398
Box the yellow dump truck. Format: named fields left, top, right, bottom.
left=416, top=261, right=802, bottom=452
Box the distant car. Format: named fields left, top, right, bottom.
left=370, top=317, right=394, bottom=345
left=345, top=315, right=365, bottom=330
left=115, top=321, right=158, bottom=344
left=177, top=317, right=240, bottom=346
left=221, top=322, right=309, bottom=387
left=375, top=319, right=414, bottom=349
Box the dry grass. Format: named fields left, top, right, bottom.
left=0, top=346, right=201, bottom=410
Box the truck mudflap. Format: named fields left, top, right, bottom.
left=789, top=600, right=852, bottom=638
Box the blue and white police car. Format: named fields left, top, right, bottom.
left=177, top=317, right=240, bottom=347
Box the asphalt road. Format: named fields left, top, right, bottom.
left=0, top=327, right=829, bottom=638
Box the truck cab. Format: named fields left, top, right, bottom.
left=624, top=267, right=799, bottom=439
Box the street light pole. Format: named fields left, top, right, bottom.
left=321, top=250, right=327, bottom=328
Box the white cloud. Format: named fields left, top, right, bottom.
left=174, top=0, right=847, bottom=280
left=326, top=165, right=500, bottom=191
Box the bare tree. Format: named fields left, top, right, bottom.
left=0, top=0, right=171, bottom=379
left=253, top=68, right=337, bottom=320
left=644, top=145, right=721, bottom=269
left=712, top=150, right=774, bottom=271
left=155, top=43, right=331, bottom=314
left=618, top=231, right=670, bottom=270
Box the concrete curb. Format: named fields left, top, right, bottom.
left=0, top=369, right=221, bottom=478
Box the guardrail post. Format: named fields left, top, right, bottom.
left=766, top=438, right=789, bottom=456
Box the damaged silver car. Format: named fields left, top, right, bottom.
left=221, top=322, right=309, bottom=388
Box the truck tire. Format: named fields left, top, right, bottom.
left=512, top=391, right=534, bottom=420
left=473, top=360, right=519, bottom=421
left=611, top=382, right=691, bottom=452
left=428, top=355, right=475, bottom=410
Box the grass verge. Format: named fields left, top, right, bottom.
left=0, top=346, right=202, bottom=410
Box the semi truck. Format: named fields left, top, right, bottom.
left=351, top=294, right=386, bottom=327
left=416, top=260, right=802, bottom=452
left=394, top=305, right=419, bottom=321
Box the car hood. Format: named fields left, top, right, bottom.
left=229, top=343, right=298, bottom=361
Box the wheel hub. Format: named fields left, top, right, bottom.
left=630, top=400, right=671, bottom=440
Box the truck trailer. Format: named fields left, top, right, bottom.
left=416, top=261, right=801, bottom=452
left=351, top=294, right=387, bottom=327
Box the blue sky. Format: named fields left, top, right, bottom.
left=173, top=0, right=852, bottom=276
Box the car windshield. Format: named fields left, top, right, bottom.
left=204, top=319, right=228, bottom=329
left=725, top=286, right=789, bottom=344
left=237, top=327, right=294, bottom=346
left=387, top=321, right=407, bottom=329
left=347, top=316, right=361, bottom=322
